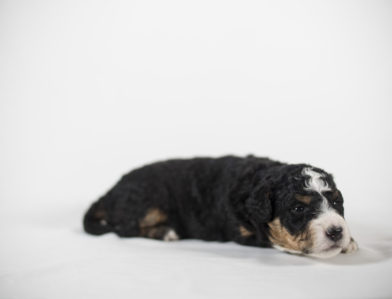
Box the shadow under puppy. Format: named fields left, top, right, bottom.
left=83, top=156, right=358, bottom=258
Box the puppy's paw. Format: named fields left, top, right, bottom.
left=163, top=229, right=179, bottom=241
left=342, top=238, right=358, bottom=254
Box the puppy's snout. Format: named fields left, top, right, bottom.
left=325, top=226, right=343, bottom=242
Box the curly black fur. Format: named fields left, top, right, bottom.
left=83, top=155, right=344, bottom=250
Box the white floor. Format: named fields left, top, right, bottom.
left=1, top=203, right=391, bottom=299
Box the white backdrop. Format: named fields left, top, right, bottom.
left=1, top=1, right=392, bottom=298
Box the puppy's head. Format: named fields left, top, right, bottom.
left=268, top=166, right=352, bottom=258
left=236, top=164, right=352, bottom=258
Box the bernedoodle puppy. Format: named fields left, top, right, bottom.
left=83, top=155, right=358, bottom=258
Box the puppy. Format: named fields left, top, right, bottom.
left=83, top=156, right=358, bottom=258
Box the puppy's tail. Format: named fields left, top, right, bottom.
left=83, top=197, right=112, bottom=235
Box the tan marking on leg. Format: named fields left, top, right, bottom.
left=295, top=194, right=312, bottom=205
left=268, top=218, right=312, bottom=252
left=139, top=208, right=168, bottom=228
left=94, top=210, right=106, bottom=218
left=239, top=225, right=254, bottom=237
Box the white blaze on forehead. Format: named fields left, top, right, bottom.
left=302, top=167, right=331, bottom=194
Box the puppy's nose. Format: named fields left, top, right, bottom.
left=326, top=226, right=343, bottom=242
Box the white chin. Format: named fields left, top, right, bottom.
left=307, top=247, right=342, bottom=259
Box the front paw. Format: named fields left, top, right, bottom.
left=342, top=238, right=358, bottom=254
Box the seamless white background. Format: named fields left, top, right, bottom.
left=1, top=1, right=392, bottom=298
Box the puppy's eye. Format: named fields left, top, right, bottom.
left=332, top=200, right=341, bottom=206
left=291, top=206, right=305, bottom=214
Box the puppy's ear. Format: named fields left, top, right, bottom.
left=246, top=185, right=272, bottom=225
left=229, top=168, right=273, bottom=227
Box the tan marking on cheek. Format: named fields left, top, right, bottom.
left=239, top=225, right=254, bottom=237
left=295, top=194, right=312, bottom=205
left=268, top=218, right=312, bottom=252
left=139, top=208, right=168, bottom=228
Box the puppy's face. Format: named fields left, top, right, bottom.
left=267, top=167, right=352, bottom=258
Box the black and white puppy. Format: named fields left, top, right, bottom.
left=83, top=156, right=358, bottom=258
